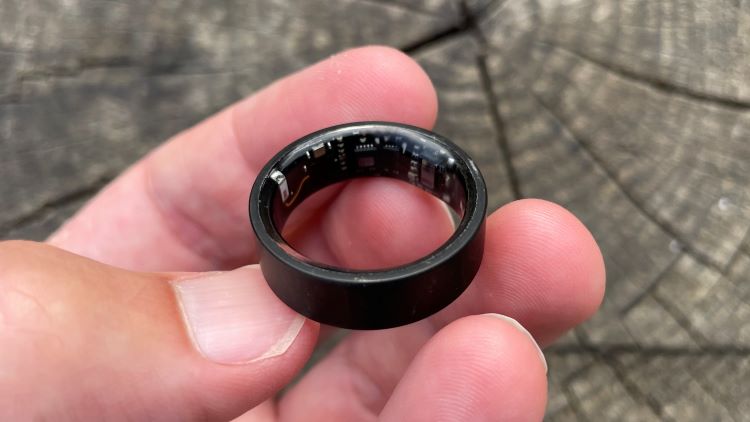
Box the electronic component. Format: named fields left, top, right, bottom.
left=249, top=122, right=487, bottom=329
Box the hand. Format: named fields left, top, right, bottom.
left=1, top=46, right=605, bottom=421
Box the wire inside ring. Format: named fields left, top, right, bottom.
left=265, top=126, right=469, bottom=235
left=249, top=122, right=487, bottom=328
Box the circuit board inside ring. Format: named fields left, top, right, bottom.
left=267, top=127, right=468, bottom=230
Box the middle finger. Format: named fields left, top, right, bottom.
left=278, top=199, right=605, bottom=420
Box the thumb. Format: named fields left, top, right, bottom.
left=0, top=241, right=317, bottom=421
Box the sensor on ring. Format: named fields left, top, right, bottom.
left=249, top=122, right=487, bottom=329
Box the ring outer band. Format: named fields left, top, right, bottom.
left=249, top=122, right=487, bottom=330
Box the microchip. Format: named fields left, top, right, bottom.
left=358, top=156, right=375, bottom=168
left=312, top=143, right=326, bottom=158
left=420, top=160, right=435, bottom=189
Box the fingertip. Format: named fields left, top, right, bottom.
left=482, top=199, right=606, bottom=345
left=324, top=45, right=438, bottom=128
left=380, top=314, right=547, bottom=422
left=431, top=314, right=549, bottom=388
left=483, top=313, right=548, bottom=373
left=497, top=198, right=606, bottom=291
left=233, top=45, right=439, bottom=171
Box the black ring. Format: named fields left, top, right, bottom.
left=249, top=122, right=487, bottom=329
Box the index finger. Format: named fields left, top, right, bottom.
left=49, top=46, right=438, bottom=271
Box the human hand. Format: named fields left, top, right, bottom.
left=1, top=46, right=605, bottom=421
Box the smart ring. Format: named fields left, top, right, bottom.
left=249, top=122, right=486, bottom=329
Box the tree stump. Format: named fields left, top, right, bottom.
left=1, top=1, right=748, bottom=419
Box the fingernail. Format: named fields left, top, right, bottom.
left=172, top=265, right=305, bottom=365
left=484, top=313, right=547, bottom=374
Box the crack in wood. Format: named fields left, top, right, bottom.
left=529, top=91, right=727, bottom=275
left=574, top=329, right=666, bottom=419
left=561, top=359, right=598, bottom=386
left=16, top=57, right=136, bottom=82
left=400, top=0, right=500, bottom=53
left=401, top=0, right=476, bottom=53
left=0, top=95, right=25, bottom=106
left=476, top=56, right=522, bottom=199
left=553, top=337, right=749, bottom=421
left=468, top=0, right=522, bottom=200
left=357, top=0, right=446, bottom=18
left=560, top=381, right=592, bottom=422
left=557, top=359, right=597, bottom=421
left=547, top=344, right=750, bottom=357
left=605, top=355, right=667, bottom=420
left=1, top=1, right=502, bottom=241
left=685, top=363, right=740, bottom=422
left=620, top=254, right=682, bottom=316
left=537, top=41, right=750, bottom=111
left=0, top=175, right=112, bottom=237
left=403, top=0, right=521, bottom=198
left=4, top=56, right=138, bottom=102
left=651, top=289, right=711, bottom=347
left=401, top=21, right=471, bottom=54
left=6, top=56, right=254, bottom=100
left=555, top=331, right=747, bottom=420
left=724, top=227, right=750, bottom=273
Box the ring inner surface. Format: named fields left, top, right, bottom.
left=264, top=128, right=469, bottom=244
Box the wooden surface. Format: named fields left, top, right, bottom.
left=2, top=0, right=749, bottom=420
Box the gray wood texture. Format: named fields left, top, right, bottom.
left=1, top=0, right=748, bottom=419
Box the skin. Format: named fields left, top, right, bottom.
left=0, top=46, right=605, bottom=421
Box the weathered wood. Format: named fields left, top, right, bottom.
left=477, top=0, right=750, bottom=419
left=415, top=34, right=515, bottom=209
left=0, top=0, right=462, bottom=236
left=1, top=0, right=749, bottom=419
